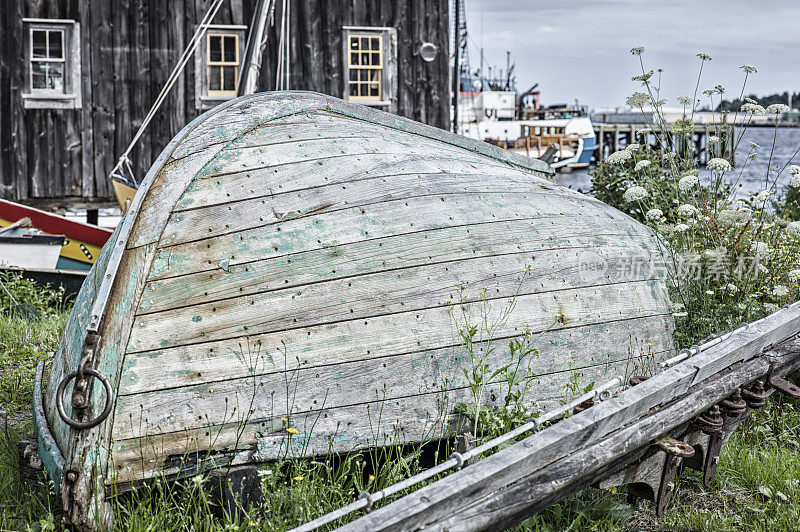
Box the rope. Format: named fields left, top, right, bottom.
left=108, top=0, right=225, bottom=185
left=289, top=376, right=623, bottom=532
left=275, top=0, right=290, bottom=90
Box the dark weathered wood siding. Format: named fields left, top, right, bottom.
left=0, top=0, right=449, bottom=207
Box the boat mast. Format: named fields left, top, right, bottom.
left=238, top=0, right=276, bottom=95
left=451, top=0, right=460, bottom=133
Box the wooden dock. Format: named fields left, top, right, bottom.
left=593, top=123, right=736, bottom=166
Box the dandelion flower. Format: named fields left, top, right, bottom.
left=773, top=285, right=789, bottom=297
left=788, top=164, right=800, bottom=175
left=707, top=158, right=732, bottom=172
left=697, top=52, right=712, bottom=61
left=741, top=103, right=766, bottom=115
left=287, top=427, right=298, bottom=434
left=766, top=104, right=790, bottom=114
left=740, top=64, right=758, bottom=73
left=765, top=303, right=780, bottom=314
left=750, top=141, right=760, bottom=149
left=678, top=204, right=698, bottom=217
left=791, top=174, right=800, bottom=189
left=634, top=160, right=651, bottom=172
left=630, top=46, right=645, bottom=56
left=678, top=174, right=699, bottom=191
left=626, top=92, right=650, bottom=108
left=281, top=416, right=287, bottom=421
left=623, top=186, right=648, bottom=202
left=789, top=269, right=800, bottom=282
left=293, top=476, right=304, bottom=482
left=368, top=475, right=375, bottom=482
left=674, top=223, right=691, bottom=233
left=786, top=221, right=800, bottom=238
left=645, top=208, right=663, bottom=221
left=605, top=149, right=631, bottom=165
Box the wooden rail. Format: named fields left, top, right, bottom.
left=318, top=303, right=800, bottom=531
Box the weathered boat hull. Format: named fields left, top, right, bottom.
left=37, top=92, right=673, bottom=528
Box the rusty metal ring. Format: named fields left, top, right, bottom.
left=55, top=368, right=113, bottom=430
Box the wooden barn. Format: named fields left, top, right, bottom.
left=0, top=1, right=450, bottom=212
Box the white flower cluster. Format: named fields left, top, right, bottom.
left=750, top=141, right=760, bottom=149
left=626, top=92, right=650, bottom=108
left=753, top=241, right=771, bottom=256
left=606, top=149, right=631, bottom=164
left=677, top=96, right=694, bottom=105
left=754, top=190, right=773, bottom=202
left=766, top=103, right=790, bottom=114
left=674, top=223, right=691, bottom=233
left=790, top=269, right=800, bottom=282
left=677, top=204, right=698, bottom=217
left=623, top=185, right=648, bottom=202
left=707, top=158, right=732, bottom=172
left=645, top=208, right=663, bottom=221
left=717, top=208, right=751, bottom=227
left=726, top=283, right=738, bottom=294
left=634, top=160, right=651, bottom=172
left=678, top=174, right=699, bottom=191
left=740, top=103, right=766, bottom=115
left=773, top=285, right=790, bottom=297
left=791, top=175, right=800, bottom=189
left=708, top=135, right=719, bottom=143
left=626, top=143, right=641, bottom=151
left=790, top=165, right=800, bottom=175
left=787, top=221, right=800, bottom=238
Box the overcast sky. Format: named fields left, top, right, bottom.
left=463, top=0, right=800, bottom=109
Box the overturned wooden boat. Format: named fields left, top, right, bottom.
left=35, top=92, right=674, bottom=528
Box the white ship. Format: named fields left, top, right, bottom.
left=457, top=79, right=595, bottom=171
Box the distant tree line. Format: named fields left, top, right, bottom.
left=716, top=91, right=799, bottom=112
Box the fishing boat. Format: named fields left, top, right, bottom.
left=34, top=92, right=674, bottom=528
left=459, top=84, right=595, bottom=171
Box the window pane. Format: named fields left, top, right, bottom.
left=209, top=66, right=221, bottom=90
left=223, top=36, right=236, bottom=62
left=360, top=52, right=369, bottom=65
left=32, top=30, right=48, bottom=58
left=209, top=35, right=222, bottom=62
left=222, top=66, right=236, bottom=90
left=360, top=37, right=368, bottom=50
left=47, top=63, right=64, bottom=91
left=351, top=51, right=359, bottom=66
left=350, top=37, right=359, bottom=50
left=349, top=69, right=358, bottom=82
left=31, top=62, right=47, bottom=88
left=371, top=52, right=380, bottom=65
left=370, top=37, right=380, bottom=51
left=349, top=83, right=358, bottom=96
left=49, top=30, right=64, bottom=59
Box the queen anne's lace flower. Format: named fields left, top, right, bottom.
left=765, top=303, right=780, bottom=314
left=605, top=149, right=631, bottom=165
left=755, top=190, right=773, bottom=202
left=708, top=135, right=719, bottom=143
left=753, top=241, right=771, bottom=256
left=740, top=64, right=758, bottom=73
left=678, top=174, right=699, bottom=191
left=788, top=165, right=800, bottom=175
left=697, top=52, right=712, bottom=61
left=791, top=175, right=800, bottom=189
left=707, top=158, right=732, bottom=172
left=623, top=186, right=648, bottom=202
left=773, top=285, right=789, bottom=297
left=726, top=283, right=738, bottom=294
left=677, top=96, right=694, bottom=105
left=626, top=143, right=641, bottom=151
left=741, top=103, right=766, bottom=115
left=626, top=92, right=650, bottom=108
left=786, top=221, right=800, bottom=238
left=632, top=71, right=654, bottom=82
left=789, top=269, right=800, bottom=282
left=634, top=160, right=651, bottom=172
left=750, top=141, right=760, bottom=149
left=717, top=209, right=751, bottom=227
left=630, top=47, right=644, bottom=56
left=766, top=103, right=790, bottom=114
left=674, top=223, right=691, bottom=233
left=645, top=208, right=663, bottom=221
left=677, top=204, right=698, bottom=217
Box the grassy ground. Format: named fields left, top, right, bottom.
left=3, top=290, right=800, bottom=530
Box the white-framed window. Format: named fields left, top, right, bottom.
left=22, top=19, right=81, bottom=109
left=342, top=26, right=397, bottom=112
left=195, top=24, right=246, bottom=110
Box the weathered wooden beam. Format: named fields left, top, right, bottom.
left=337, top=306, right=800, bottom=531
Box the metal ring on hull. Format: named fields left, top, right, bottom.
left=55, top=368, right=113, bottom=430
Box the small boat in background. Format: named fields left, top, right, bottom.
left=0, top=199, right=113, bottom=272
left=111, top=175, right=139, bottom=214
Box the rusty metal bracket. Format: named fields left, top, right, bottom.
left=653, top=436, right=694, bottom=516
left=703, top=433, right=724, bottom=486
left=629, top=375, right=649, bottom=386
left=768, top=374, right=800, bottom=399
left=693, top=405, right=724, bottom=435
left=719, top=389, right=747, bottom=417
